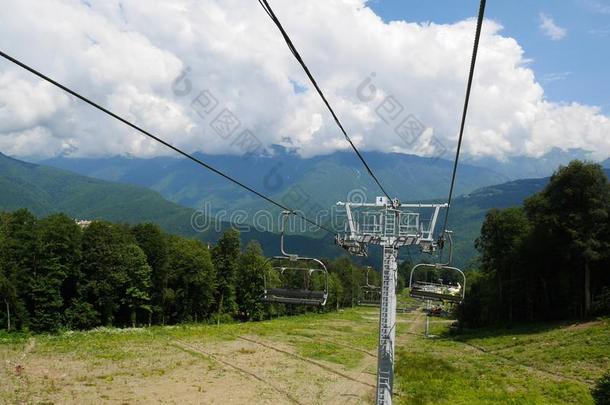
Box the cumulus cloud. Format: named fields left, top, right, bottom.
left=0, top=0, right=608, bottom=161
left=539, top=13, right=567, bottom=40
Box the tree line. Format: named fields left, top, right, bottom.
left=0, top=210, right=387, bottom=333
left=458, top=161, right=610, bottom=327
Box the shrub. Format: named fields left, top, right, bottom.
left=592, top=371, right=610, bottom=405
left=65, top=301, right=100, bottom=330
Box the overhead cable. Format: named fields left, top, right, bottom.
left=0, top=50, right=335, bottom=235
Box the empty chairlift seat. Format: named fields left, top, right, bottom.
left=409, top=263, right=466, bottom=303
left=263, top=259, right=329, bottom=306
left=261, top=211, right=328, bottom=307
left=264, top=287, right=327, bottom=305
left=358, top=266, right=381, bottom=306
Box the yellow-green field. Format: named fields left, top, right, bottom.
left=1, top=305, right=608, bottom=404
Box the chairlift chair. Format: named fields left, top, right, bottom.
left=358, top=266, right=381, bottom=306
left=262, top=211, right=329, bottom=306
left=409, top=231, right=466, bottom=303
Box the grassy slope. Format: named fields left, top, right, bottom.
left=1, top=304, right=607, bottom=404
left=0, top=152, right=198, bottom=234
left=395, top=318, right=609, bottom=404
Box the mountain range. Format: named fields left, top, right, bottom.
left=0, top=152, right=342, bottom=259
left=40, top=148, right=510, bottom=215
left=4, top=151, right=609, bottom=268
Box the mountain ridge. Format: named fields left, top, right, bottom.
left=40, top=149, right=510, bottom=213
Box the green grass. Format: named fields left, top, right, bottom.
left=448, top=319, right=610, bottom=383
left=395, top=339, right=592, bottom=405
left=394, top=315, right=609, bottom=404
left=298, top=341, right=364, bottom=368
left=1, top=307, right=608, bottom=404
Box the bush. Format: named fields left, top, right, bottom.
left=592, top=371, right=610, bottom=405
left=65, top=301, right=100, bottom=330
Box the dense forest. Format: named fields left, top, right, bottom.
left=458, top=161, right=610, bottom=326
left=0, top=210, right=405, bottom=333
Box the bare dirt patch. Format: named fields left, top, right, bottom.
left=175, top=335, right=376, bottom=404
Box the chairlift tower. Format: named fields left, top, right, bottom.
left=336, top=197, right=447, bottom=405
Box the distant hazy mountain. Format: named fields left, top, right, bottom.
left=41, top=148, right=509, bottom=214
left=462, top=148, right=596, bottom=180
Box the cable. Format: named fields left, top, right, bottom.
left=440, top=0, right=487, bottom=236
left=0, top=50, right=335, bottom=235
left=257, top=0, right=394, bottom=203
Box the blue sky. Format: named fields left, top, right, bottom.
left=368, top=0, right=610, bottom=114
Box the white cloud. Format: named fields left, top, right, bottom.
left=539, top=13, right=567, bottom=40
left=0, top=0, right=608, bottom=162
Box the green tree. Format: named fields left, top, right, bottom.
left=475, top=208, right=530, bottom=322
left=212, top=229, right=240, bottom=317
left=328, top=257, right=357, bottom=307
left=167, top=236, right=216, bottom=323
left=459, top=161, right=610, bottom=326
left=236, top=240, right=267, bottom=321
left=0, top=217, right=16, bottom=330
left=120, top=244, right=152, bottom=327
left=29, top=214, right=82, bottom=332
left=525, top=161, right=610, bottom=316
left=0, top=271, right=15, bottom=331
left=131, top=223, right=169, bottom=324
left=2, top=209, right=39, bottom=330
left=80, top=221, right=133, bottom=326
left=327, top=272, right=344, bottom=310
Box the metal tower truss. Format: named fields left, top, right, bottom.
left=336, top=197, right=447, bottom=255
left=335, top=196, right=448, bottom=405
